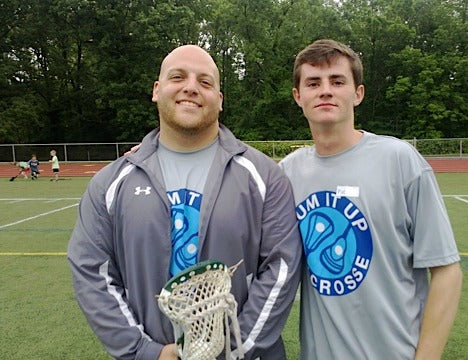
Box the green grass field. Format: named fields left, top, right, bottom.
left=0, top=174, right=467, bottom=359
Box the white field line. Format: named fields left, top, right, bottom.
left=0, top=198, right=81, bottom=201
left=0, top=203, right=79, bottom=230
left=454, top=196, right=468, bottom=204
left=0, top=252, right=67, bottom=256
left=442, top=195, right=468, bottom=204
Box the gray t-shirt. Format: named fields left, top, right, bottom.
left=279, top=131, right=459, bottom=360
left=158, top=139, right=219, bottom=277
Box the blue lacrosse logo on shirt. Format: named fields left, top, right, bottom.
left=296, top=191, right=373, bottom=296
left=167, top=189, right=202, bottom=277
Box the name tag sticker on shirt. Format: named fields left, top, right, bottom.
left=336, top=185, right=360, bottom=198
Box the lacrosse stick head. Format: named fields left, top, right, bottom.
left=157, top=260, right=241, bottom=360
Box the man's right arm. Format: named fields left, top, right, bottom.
left=67, top=179, right=164, bottom=360
left=414, top=263, right=462, bottom=359
left=158, top=344, right=178, bottom=360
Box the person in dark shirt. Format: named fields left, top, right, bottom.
left=28, top=154, right=40, bottom=180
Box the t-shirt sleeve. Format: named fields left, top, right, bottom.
left=406, top=169, right=460, bottom=268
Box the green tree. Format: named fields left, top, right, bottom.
left=0, top=0, right=466, bottom=143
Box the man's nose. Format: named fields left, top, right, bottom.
left=319, top=81, right=332, bottom=96
left=183, top=76, right=199, bottom=95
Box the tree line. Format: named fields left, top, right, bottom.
left=1, top=0, right=466, bottom=144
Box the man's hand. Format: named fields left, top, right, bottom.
left=157, top=344, right=178, bottom=360
left=124, top=144, right=141, bottom=156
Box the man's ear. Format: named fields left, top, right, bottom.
left=218, top=92, right=223, bottom=112
left=292, top=88, right=301, bottom=107
left=152, top=81, right=159, bottom=103
left=354, top=84, right=365, bottom=107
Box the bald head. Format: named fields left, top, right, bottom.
left=159, top=45, right=221, bottom=90
left=152, top=44, right=223, bottom=151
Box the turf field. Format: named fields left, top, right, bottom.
left=0, top=174, right=467, bottom=359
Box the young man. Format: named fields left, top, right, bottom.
left=67, top=45, right=302, bottom=360
left=279, top=39, right=462, bottom=359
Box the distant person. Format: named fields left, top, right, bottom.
left=67, top=45, right=302, bottom=360
left=9, top=161, right=30, bottom=181
left=28, top=154, right=40, bottom=180
left=18, top=161, right=30, bottom=179
left=279, top=39, right=463, bottom=359
left=49, top=150, right=59, bottom=181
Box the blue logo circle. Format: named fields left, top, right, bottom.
left=297, top=191, right=373, bottom=296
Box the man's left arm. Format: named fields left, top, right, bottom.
left=415, top=262, right=462, bottom=360
left=233, top=166, right=303, bottom=359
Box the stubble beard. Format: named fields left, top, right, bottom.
left=157, top=103, right=219, bottom=136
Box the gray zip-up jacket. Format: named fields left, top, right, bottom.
left=67, top=125, right=302, bottom=360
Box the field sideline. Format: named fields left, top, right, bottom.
left=0, top=156, right=468, bottom=178
left=0, top=174, right=467, bottom=359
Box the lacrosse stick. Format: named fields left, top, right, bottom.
left=157, top=260, right=244, bottom=360
left=9, top=169, right=22, bottom=181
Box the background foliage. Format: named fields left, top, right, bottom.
left=1, top=0, right=466, bottom=143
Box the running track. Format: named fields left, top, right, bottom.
left=0, top=158, right=467, bottom=178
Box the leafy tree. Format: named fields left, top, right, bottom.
left=0, top=0, right=466, bottom=143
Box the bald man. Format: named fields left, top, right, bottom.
left=68, top=45, right=302, bottom=360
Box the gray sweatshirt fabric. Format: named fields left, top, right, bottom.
left=279, top=131, right=460, bottom=360
left=67, top=124, right=302, bottom=360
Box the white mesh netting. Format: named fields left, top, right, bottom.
left=158, top=261, right=244, bottom=360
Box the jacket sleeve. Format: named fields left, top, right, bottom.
left=233, top=165, right=302, bottom=359
left=67, top=176, right=163, bottom=360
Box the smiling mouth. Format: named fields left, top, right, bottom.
left=177, top=100, right=201, bottom=108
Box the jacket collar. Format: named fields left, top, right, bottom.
left=127, top=124, right=247, bottom=164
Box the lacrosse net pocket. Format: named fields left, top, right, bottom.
left=157, top=260, right=244, bottom=360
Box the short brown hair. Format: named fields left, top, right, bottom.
left=293, top=39, right=363, bottom=89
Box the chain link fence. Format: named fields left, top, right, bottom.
left=0, top=139, right=467, bottom=163
left=0, top=143, right=139, bottom=163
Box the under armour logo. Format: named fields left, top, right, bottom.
left=134, top=186, right=151, bottom=195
